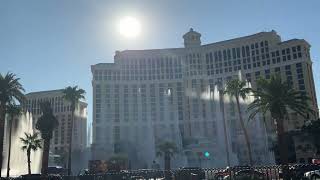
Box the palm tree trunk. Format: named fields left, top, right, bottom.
left=67, top=111, right=74, bottom=175
left=41, top=137, right=50, bottom=175
left=0, top=105, right=5, bottom=177
left=6, top=117, right=13, bottom=177
left=27, top=149, right=31, bottom=175
left=219, top=89, right=231, bottom=166
left=276, top=118, right=289, bottom=179
left=164, top=153, right=171, bottom=180
left=236, top=97, right=253, bottom=166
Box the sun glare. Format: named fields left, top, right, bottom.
left=118, top=16, right=141, bottom=38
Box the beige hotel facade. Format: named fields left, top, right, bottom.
left=91, top=29, right=318, bottom=167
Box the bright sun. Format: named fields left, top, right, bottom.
left=118, top=16, right=141, bottom=38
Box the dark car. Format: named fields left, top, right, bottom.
left=47, top=166, right=67, bottom=175
left=235, top=169, right=265, bottom=179
left=175, top=167, right=206, bottom=180
left=20, top=174, right=41, bottom=180
left=223, top=169, right=265, bottom=180
left=287, top=164, right=320, bottom=180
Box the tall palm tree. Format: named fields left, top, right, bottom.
left=224, top=79, right=253, bottom=166
left=36, top=101, right=58, bottom=175
left=5, top=104, right=22, bottom=177
left=62, top=86, right=85, bottom=175
left=20, top=132, right=42, bottom=175
left=0, top=72, right=25, bottom=176
left=216, top=81, right=231, bottom=166
left=156, top=141, right=178, bottom=172
left=247, top=75, right=311, bottom=178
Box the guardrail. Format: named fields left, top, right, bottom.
left=4, top=164, right=320, bottom=180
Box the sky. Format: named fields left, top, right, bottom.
left=1, top=0, right=320, bottom=131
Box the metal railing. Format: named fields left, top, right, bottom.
left=4, top=164, right=320, bottom=180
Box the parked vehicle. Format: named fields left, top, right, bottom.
left=214, top=167, right=231, bottom=180
left=175, top=167, right=206, bottom=180
left=287, top=164, right=320, bottom=179
left=47, top=166, right=67, bottom=175
left=304, top=169, right=320, bottom=180
left=20, top=174, right=41, bottom=180
left=223, top=169, right=265, bottom=180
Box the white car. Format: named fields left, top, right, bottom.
left=304, top=170, right=320, bottom=180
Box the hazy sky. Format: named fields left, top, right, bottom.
left=1, top=0, right=320, bottom=128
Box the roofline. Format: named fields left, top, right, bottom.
left=26, top=89, right=64, bottom=96
left=116, top=30, right=279, bottom=54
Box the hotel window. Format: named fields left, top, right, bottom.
left=246, top=46, right=250, bottom=57
left=283, top=56, right=287, bottom=61
left=242, top=47, right=246, bottom=57
left=287, top=55, right=291, bottom=60
left=232, top=48, right=236, bottom=59
left=214, top=52, right=218, bottom=61
left=265, top=69, right=270, bottom=79
left=297, top=45, right=301, bottom=51
left=223, top=50, right=227, bottom=60
left=218, top=51, right=222, bottom=61
left=236, top=48, right=241, bottom=58
left=255, top=71, right=260, bottom=79
left=260, top=41, right=264, bottom=47
left=227, top=49, right=231, bottom=60
left=292, top=46, right=297, bottom=52
left=245, top=73, right=251, bottom=82
left=286, top=48, right=290, bottom=54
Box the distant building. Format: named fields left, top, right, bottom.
left=91, top=29, right=318, bottom=167
left=24, top=89, right=88, bottom=153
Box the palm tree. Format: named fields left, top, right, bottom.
left=224, top=79, right=253, bottom=166
left=301, top=119, right=320, bottom=157
left=0, top=72, right=25, bottom=176
left=20, top=132, right=42, bottom=175
left=156, top=141, right=178, bottom=172
left=216, top=81, right=231, bottom=166
left=62, top=86, right=85, bottom=175
left=36, top=101, right=58, bottom=175
left=6, top=104, right=22, bottom=177
left=247, top=75, right=311, bottom=178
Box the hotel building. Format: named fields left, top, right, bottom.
left=24, top=90, right=88, bottom=153
left=91, top=29, right=318, bottom=167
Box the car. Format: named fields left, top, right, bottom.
left=287, top=164, right=320, bottom=179
left=304, top=170, right=320, bottom=180
left=20, top=174, right=42, bottom=180
left=223, top=169, right=265, bottom=180
left=47, top=166, right=67, bottom=175
left=214, top=167, right=231, bottom=180
left=174, top=167, right=206, bottom=180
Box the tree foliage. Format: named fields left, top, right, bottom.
left=36, top=101, right=58, bottom=140
left=247, top=75, right=312, bottom=120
